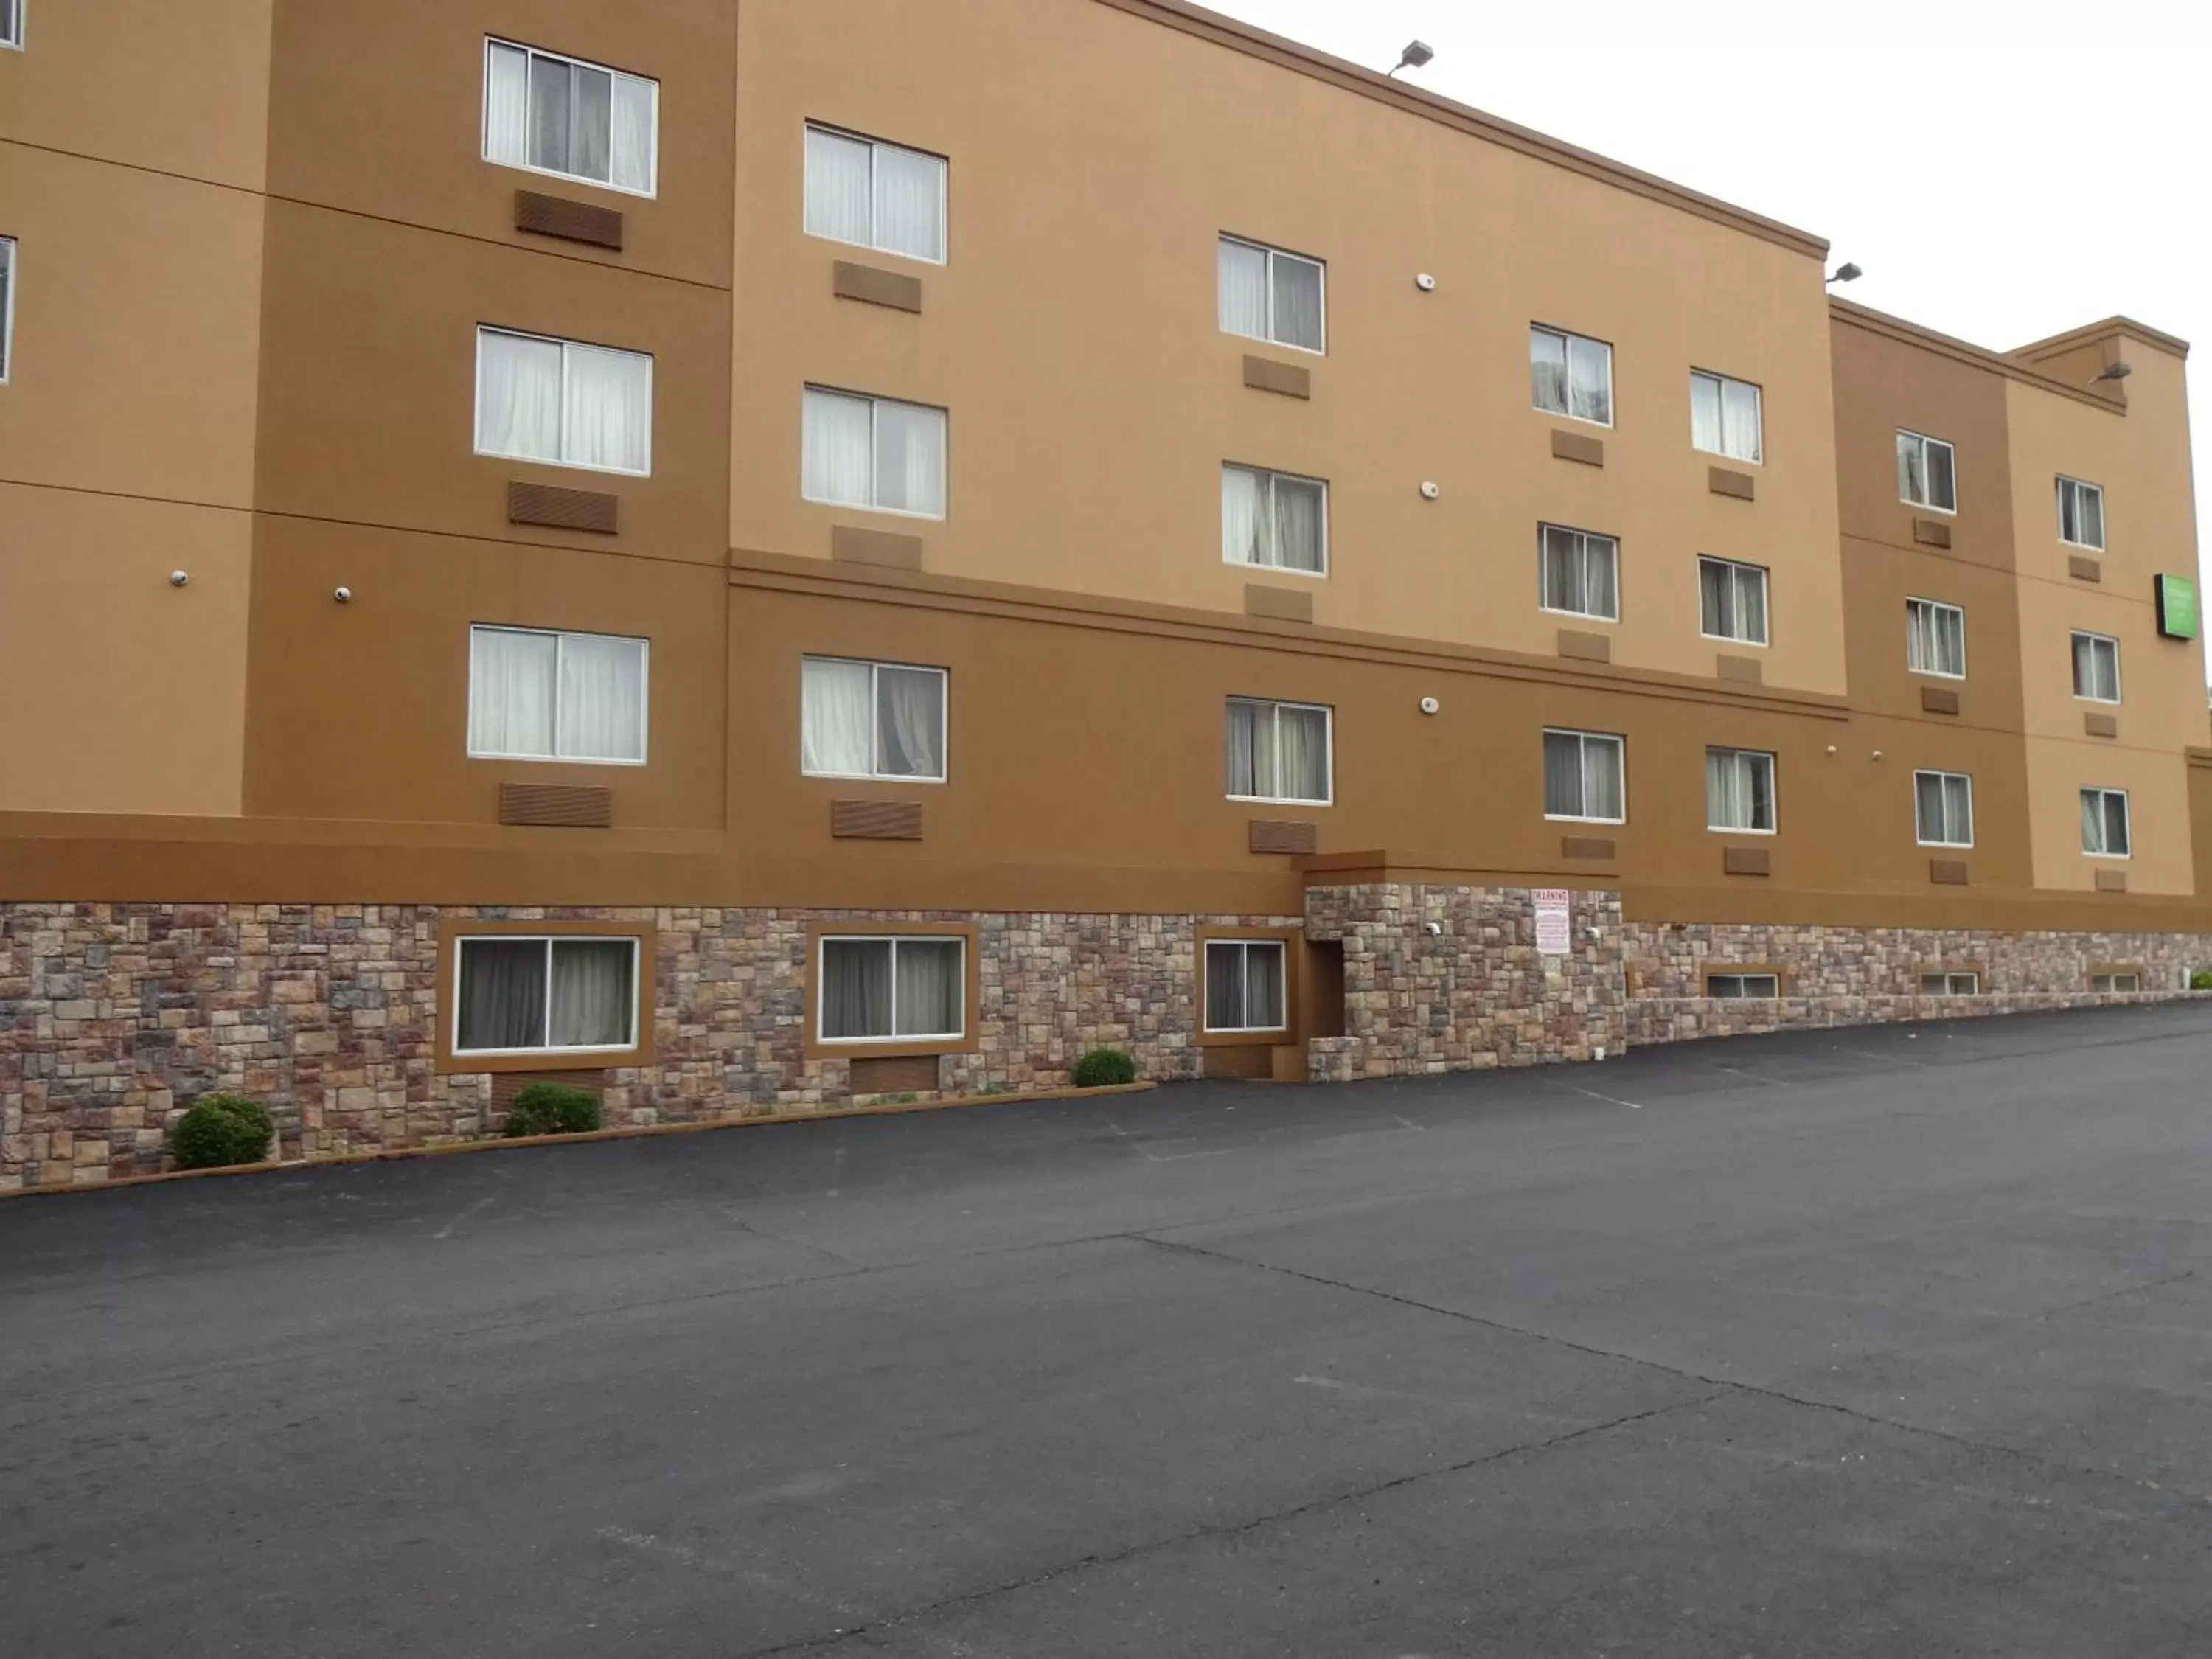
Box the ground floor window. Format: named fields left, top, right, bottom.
left=2090, top=971, right=2140, bottom=993
left=1705, top=972, right=1780, bottom=999
left=1920, top=972, right=1980, bottom=995
left=819, top=936, right=966, bottom=1042
left=1206, top=939, right=1287, bottom=1032
left=455, top=936, right=639, bottom=1054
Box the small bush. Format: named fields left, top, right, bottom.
left=501, top=1082, right=604, bottom=1138
left=1072, top=1048, right=1138, bottom=1088
left=171, top=1095, right=275, bottom=1171
left=2192, top=970, right=2212, bottom=991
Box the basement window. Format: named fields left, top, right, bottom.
left=1705, top=972, right=1781, bottom=999
left=1919, top=972, right=1980, bottom=995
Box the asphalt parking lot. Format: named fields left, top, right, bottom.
left=7, top=1003, right=2212, bottom=1657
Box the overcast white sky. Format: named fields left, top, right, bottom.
left=1206, top=0, right=2209, bottom=564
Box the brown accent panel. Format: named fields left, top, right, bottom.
left=1928, top=859, right=1969, bottom=886
left=831, top=524, right=924, bottom=570
left=434, top=916, right=656, bottom=1075
left=1245, top=585, right=1314, bottom=624
left=803, top=921, right=981, bottom=1062
left=1557, top=629, right=1612, bottom=664
left=508, top=481, right=619, bottom=535
left=1304, top=939, right=1346, bottom=1040
left=1910, top=518, right=1952, bottom=549
left=498, top=783, right=614, bottom=830
left=1722, top=846, right=1771, bottom=876
left=492, top=1069, right=606, bottom=1110
left=1715, top=655, right=1763, bottom=685
left=849, top=1054, right=942, bottom=1095
left=513, top=190, right=625, bottom=251
left=2084, top=712, right=2118, bottom=739
left=1708, top=467, right=1756, bottom=501
left=1920, top=685, right=1961, bottom=716
left=832, top=800, right=925, bottom=841
left=1242, top=355, right=1312, bottom=399
left=1203, top=1043, right=1274, bottom=1079
left=1561, top=836, right=1616, bottom=860
left=2096, top=869, right=2129, bottom=893
left=1550, top=429, right=1604, bottom=467
left=1249, top=818, right=1319, bottom=855
left=832, top=260, right=924, bottom=314
left=2068, top=554, right=2103, bottom=582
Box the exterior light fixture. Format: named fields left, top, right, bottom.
left=1387, top=39, right=1434, bottom=77
left=2095, top=361, right=2133, bottom=383
left=1826, top=262, right=1863, bottom=285
left=169, top=570, right=189, bottom=588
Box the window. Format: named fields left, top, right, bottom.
left=1896, top=430, right=1956, bottom=513
left=1543, top=729, right=1625, bottom=824
left=2090, top=971, right=2140, bottom=994
left=2, top=1, right=24, bottom=48
left=1226, top=698, right=1332, bottom=805
left=1706, top=748, right=1775, bottom=833
left=1920, top=972, right=1980, bottom=995
left=818, top=936, right=965, bottom=1042
left=1698, top=557, right=1769, bottom=645
left=1530, top=326, right=1612, bottom=425
left=468, top=626, right=648, bottom=765
left=483, top=41, right=657, bottom=197
left=1914, top=771, right=1974, bottom=848
left=1217, top=236, right=1324, bottom=354
left=1707, top=973, right=1780, bottom=999
left=2057, top=476, right=2105, bottom=549
left=2071, top=631, right=2121, bottom=703
left=454, top=935, right=639, bottom=1055
left=801, top=387, right=947, bottom=518
left=801, top=657, right=947, bottom=782
left=1205, top=939, right=1288, bottom=1033
left=1905, top=597, right=1965, bottom=678
left=0, top=237, right=13, bottom=384
left=2081, top=787, right=2130, bottom=858
left=1539, top=526, right=1619, bottom=621
left=1222, top=465, right=1327, bottom=574
left=804, top=124, right=947, bottom=264
left=475, top=327, right=652, bottom=476
left=1690, top=370, right=1761, bottom=462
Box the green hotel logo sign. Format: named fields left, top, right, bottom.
left=2156, top=574, right=2199, bottom=641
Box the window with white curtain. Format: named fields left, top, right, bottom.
left=475, top=327, right=653, bottom=476
left=801, top=386, right=947, bottom=518
left=2057, top=476, right=2105, bottom=549
left=1698, top=556, right=1768, bottom=644
left=804, top=124, right=947, bottom=264
left=2071, top=631, right=2121, bottom=703
left=468, top=625, right=648, bottom=765
left=1914, top=771, right=1974, bottom=847
left=1222, top=465, right=1327, bottom=574
left=2081, top=787, right=2129, bottom=858
left=1, top=1, right=20, bottom=49
left=1225, top=698, right=1331, bottom=805
left=1543, top=729, right=1625, bottom=823
left=454, top=935, right=639, bottom=1055
left=1706, top=973, right=1780, bottom=999
left=0, top=238, right=14, bottom=383
left=1705, top=748, right=1775, bottom=833
left=1896, top=430, right=1956, bottom=512
left=1530, top=325, right=1612, bottom=425
left=1539, top=525, right=1619, bottom=621
left=1690, top=370, right=1762, bottom=462
left=1217, top=235, right=1326, bottom=354
left=483, top=40, right=657, bottom=197
left=1905, top=597, right=1965, bottom=678
left=818, top=936, right=966, bottom=1042
left=2090, top=970, right=2140, bottom=993
left=1921, top=972, right=1980, bottom=995
left=1205, top=939, right=1287, bottom=1033
left=800, top=657, right=947, bottom=782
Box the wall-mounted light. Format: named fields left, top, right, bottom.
left=1419, top=481, right=1441, bottom=500
left=2095, top=361, right=2133, bottom=383
left=1419, top=696, right=1441, bottom=715
left=1826, top=262, right=1863, bottom=285
left=168, top=571, right=189, bottom=588
left=1386, top=39, right=1435, bottom=77
left=1415, top=273, right=1437, bottom=293
left=334, top=586, right=354, bottom=604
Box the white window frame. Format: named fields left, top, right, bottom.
left=2081, top=786, right=2131, bottom=859
left=1537, top=524, right=1620, bottom=622
left=451, top=934, right=641, bottom=1058
left=1203, top=939, right=1290, bottom=1034
left=1698, top=555, right=1770, bottom=646
left=1530, top=324, right=1614, bottom=427
left=801, top=386, right=948, bottom=521
left=1920, top=972, right=1980, bottom=995
left=0, top=237, right=14, bottom=385
left=2071, top=630, right=2121, bottom=704
left=1225, top=698, right=1334, bottom=807
left=2090, top=971, right=2141, bottom=994
left=2057, top=475, right=2106, bottom=551
left=802, top=122, right=950, bottom=265
left=1543, top=728, right=1627, bottom=826
left=1897, top=429, right=1957, bottom=514
left=467, top=625, right=650, bottom=766
left=1222, top=464, right=1329, bottom=577
left=1913, top=770, right=1975, bottom=849
left=1705, top=747, right=1777, bottom=835
left=1, top=1, right=20, bottom=50
left=481, top=38, right=659, bottom=200
left=473, top=326, right=653, bottom=477
left=1690, top=369, right=1763, bottom=464
left=1706, top=972, right=1781, bottom=1000
left=1217, top=234, right=1326, bottom=355
left=1905, top=597, right=1966, bottom=680
left=799, top=656, right=949, bottom=784
left=815, top=935, right=968, bottom=1045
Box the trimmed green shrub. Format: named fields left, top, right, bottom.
left=2191, top=970, right=2212, bottom=991
left=1071, top=1047, right=1138, bottom=1088
left=171, top=1095, right=275, bottom=1171
left=501, top=1082, right=604, bottom=1138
